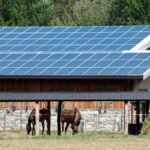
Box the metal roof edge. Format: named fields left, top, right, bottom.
left=143, top=68, right=150, bottom=80
left=0, top=75, right=143, bottom=80
left=0, top=91, right=150, bottom=102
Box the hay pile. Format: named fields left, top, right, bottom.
left=141, top=115, right=150, bottom=135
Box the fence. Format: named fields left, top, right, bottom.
left=1, top=107, right=147, bottom=133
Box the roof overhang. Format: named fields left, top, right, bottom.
left=0, top=91, right=150, bottom=102
left=0, top=75, right=143, bottom=80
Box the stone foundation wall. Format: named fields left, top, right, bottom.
left=0, top=108, right=129, bottom=132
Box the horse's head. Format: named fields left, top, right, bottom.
left=26, top=124, right=31, bottom=135
left=71, top=108, right=81, bottom=135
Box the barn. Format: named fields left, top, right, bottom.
left=0, top=26, right=150, bottom=135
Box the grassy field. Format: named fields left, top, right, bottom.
left=0, top=131, right=150, bottom=150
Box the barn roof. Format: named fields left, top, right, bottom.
left=0, top=91, right=150, bottom=101
left=0, top=26, right=150, bottom=80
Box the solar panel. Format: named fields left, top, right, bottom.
left=37, top=61, right=54, bottom=67
left=0, top=26, right=150, bottom=79
left=129, top=68, right=149, bottom=75
left=0, top=26, right=149, bottom=52
left=9, top=61, right=26, bottom=67
left=66, top=61, right=84, bottom=67
left=0, top=52, right=149, bottom=78
left=41, top=68, right=59, bottom=75
left=113, top=68, right=132, bottom=75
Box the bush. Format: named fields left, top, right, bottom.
left=141, top=115, right=150, bottom=135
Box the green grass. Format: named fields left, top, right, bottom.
left=0, top=130, right=150, bottom=141
left=30, top=131, right=150, bottom=141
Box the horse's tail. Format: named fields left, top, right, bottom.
left=74, top=108, right=80, bottom=124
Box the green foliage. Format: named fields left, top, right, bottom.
left=109, top=0, right=150, bottom=25
left=0, top=0, right=150, bottom=26
left=0, top=0, right=54, bottom=26
left=28, top=0, right=54, bottom=26
left=51, top=0, right=76, bottom=25
left=72, top=0, right=112, bottom=26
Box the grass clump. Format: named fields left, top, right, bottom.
left=141, top=115, right=150, bottom=135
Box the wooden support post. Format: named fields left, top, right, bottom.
left=124, top=101, right=128, bottom=135
left=131, top=103, right=134, bottom=124
left=136, top=101, right=140, bottom=134
left=146, top=101, right=149, bottom=117
left=47, top=101, right=51, bottom=135
left=142, top=102, right=146, bottom=122
left=35, top=101, right=40, bottom=136
left=133, top=104, right=136, bottom=124
left=57, top=101, right=62, bottom=136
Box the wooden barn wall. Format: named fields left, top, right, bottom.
left=133, top=78, right=150, bottom=91
left=0, top=79, right=133, bottom=108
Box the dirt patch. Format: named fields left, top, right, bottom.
left=0, top=139, right=150, bottom=150
left=0, top=131, right=28, bottom=139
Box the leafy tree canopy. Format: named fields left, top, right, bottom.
left=0, top=0, right=149, bottom=26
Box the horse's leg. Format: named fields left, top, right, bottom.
left=71, top=124, right=74, bottom=135
left=62, top=121, right=64, bottom=132
left=32, top=121, right=36, bottom=136
left=42, top=121, right=44, bottom=135
left=65, top=122, right=69, bottom=135
left=46, top=119, right=50, bottom=135
left=31, top=122, right=34, bottom=136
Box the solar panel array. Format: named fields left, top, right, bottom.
left=0, top=26, right=150, bottom=52
left=0, top=52, right=149, bottom=76
left=0, top=26, right=150, bottom=78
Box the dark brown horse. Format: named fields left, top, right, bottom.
left=26, top=108, right=50, bottom=135
left=61, top=108, right=82, bottom=135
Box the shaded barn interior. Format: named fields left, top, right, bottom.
left=0, top=79, right=131, bottom=108
left=0, top=78, right=149, bottom=135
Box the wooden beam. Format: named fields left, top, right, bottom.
left=47, top=101, right=51, bottom=135
left=35, top=101, right=40, bottom=136
left=57, top=101, right=62, bottom=136
left=146, top=101, right=149, bottom=117
left=124, top=101, right=128, bottom=135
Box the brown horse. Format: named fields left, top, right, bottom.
left=61, top=108, right=82, bottom=135
left=26, top=108, right=50, bottom=135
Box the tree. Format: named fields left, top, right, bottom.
left=0, top=0, right=54, bottom=26
left=28, top=0, right=54, bottom=26
left=51, top=0, right=114, bottom=26
left=109, top=0, right=150, bottom=25
left=72, top=0, right=113, bottom=25
left=51, top=0, right=76, bottom=25
left=0, top=0, right=150, bottom=26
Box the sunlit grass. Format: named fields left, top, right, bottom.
left=0, top=131, right=150, bottom=150
left=1, top=130, right=149, bottom=141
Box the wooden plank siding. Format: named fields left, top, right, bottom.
left=0, top=79, right=133, bottom=108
